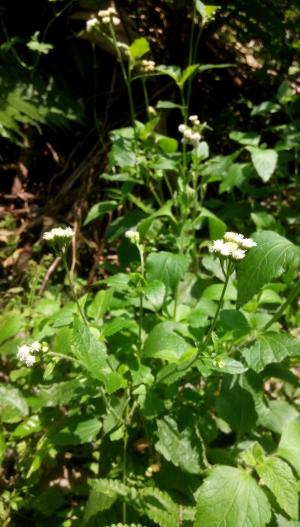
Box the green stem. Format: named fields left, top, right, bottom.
left=109, top=22, right=136, bottom=130
left=138, top=244, right=145, bottom=352
left=62, top=254, right=88, bottom=325
left=142, top=77, right=150, bottom=113
left=203, top=260, right=232, bottom=346
left=263, top=275, right=300, bottom=331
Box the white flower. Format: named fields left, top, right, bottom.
left=125, top=229, right=140, bottom=245
left=30, top=341, right=41, bottom=352
left=17, top=345, right=36, bottom=367
left=224, top=232, right=245, bottom=244
left=86, top=17, right=99, bottom=31
left=140, top=59, right=156, bottom=72
left=210, top=239, right=226, bottom=253
left=210, top=231, right=256, bottom=260
left=232, top=248, right=246, bottom=260
left=102, top=16, right=110, bottom=23
left=107, top=6, right=117, bottom=15
left=43, top=226, right=73, bottom=242
left=240, top=238, right=257, bottom=249
left=98, top=9, right=109, bottom=17
left=178, top=124, right=187, bottom=133
left=41, top=344, right=49, bottom=353
left=189, top=115, right=200, bottom=125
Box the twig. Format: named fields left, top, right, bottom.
left=38, top=256, right=61, bottom=295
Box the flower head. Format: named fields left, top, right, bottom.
left=125, top=229, right=140, bottom=245
left=17, top=341, right=48, bottom=367
left=43, top=226, right=73, bottom=253
left=209, top=232, right=256, bottom=261
left=17, top=345, right=36, bottom=367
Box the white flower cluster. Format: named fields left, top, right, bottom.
left=98, top=6, right=120, bottom=26
left=125, top=229, right=140, bottom=245
left=17, top=341, right=48, bottom=367
left=140, top=59, right=156, bottom=73
left=86, top=17, right=99, bottom=32
left=210, top=232, right=257, bottom=260
left=178, top=115, right=203, bottom=147
left=86, top=6, right=120, bottom=32
left=43, top=226, right=73, bottom=242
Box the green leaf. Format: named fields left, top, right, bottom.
left=72, top=319, right=107, bottom=381
left=156, top=65, right=181, bottom=83
left=278, top=418, right=300, bottom=476
left=276, top=514, right=300, bottom=527
left=13, top=415, right=42, bottom=438
left=179, top=64, right=199, bottom=87
left=87, top=289, right=113, bottom=320
left=237, top=231, right=299, bottom=307
left=51, top=417, right=102, bottom=445
left=199, top=208, right=226, bottom=239
left=247, top=147, right=278, bottom=182
left=32, top=379, right=83, bottom=409
left=27, top=32, right=53, bottom=54
left=144, top=280, right=166, bottom=310
left=156, top=100, right=183, bottom=110
left=146, top=251, right=189, bottom=291
left=129, top=37, right=150, bottom=59
left=0, top=384, right=29, bottom=423
left=84, top=201, right=117, bottom=226
left=216, top=382, right=257, bottom=433
left=143, top=321, right=191, bottom=362
left=0, top=428, right=6, bottom=464
left=139, top=487, right=179, bottom=527
left=229, top=130, right=261, bottom=146
left=243, top=333, right=300, bottom=373
left=0, top=313, right=23, bottom=344
left=156, top=416, right=203, bottom=474
left=219, top=163, right=252, bottom=193
left=255, top=456, right=298, bottom=520
left=195, top=466, right=271, bottom=527
left=32, top=487, right=64, bottom=516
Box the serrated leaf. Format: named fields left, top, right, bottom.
left=146, top=251, right=189, bottom=291
left=72, top=318, right=107, bottom=380
left=156, top=416, right=203, bottom=474
left=248, top=147, right=278, bottom=182
left=237, top=231, right=299, bottom=307
left=195, top=466, right=271, bottom=527
left=243, top=332, right=300, bottom=372
left=278, top=418, right=300, bottom=476
left=256, top=456, right=298, bottom=519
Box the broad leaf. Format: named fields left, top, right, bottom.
left=51, top=417, right=102, bottom=445
left=243, top=332, right=300, bottom=372
left=248, top=147, right=278, bottom=182
left=146, top=251, right=189, bottom=291
left=230, top=130, right=261, bottom=146
left=72, top=318, right=107, bottom=381
left=216, top=382, right=257, bottom=433
left=237, top=231, right=299, bottom=307
left=195, top=466, right=271, bottom=527
left=0, top=313, right=23, bottom=345
left=129, top=37, right=150, bottom=59
left=0, top=384, right=29, bottom=423
left=256, top=456, right=298, bottom=520
left=278, top=418, right=300, bottom=476
left=143, top=321, right=191, bottom=362
left=156, top=416, right=203, bottom=474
